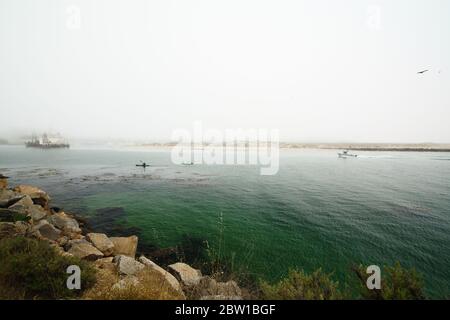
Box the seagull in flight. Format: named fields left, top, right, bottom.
left=417, top=69, right=429, bottom=74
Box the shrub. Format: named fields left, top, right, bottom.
left=353, top=262, right=425, bottom=300
left=0, top=236, right=96, bottom=299
left=260, top=268, right=343, bottom=300
left=83, top=267, right=185, bottom=300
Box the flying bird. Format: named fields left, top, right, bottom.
left=417, top=69, right=429, bottom=74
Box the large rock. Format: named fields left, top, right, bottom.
left=86, top=233, right=114, bottom=256
left=33, top=220, right=61, bottom=241
left=8, top=195, right=34, bottom=210
left=192, top=277, right=242, bottom=300
left=0, top=189, right=24, bottom=208
left=47, top=212, right=81, bottom=234
left=110, top=236, right=138, bottom=257
left=139, top=256, right=184, bottom=295
left=112, top=276, right=140, bottom=290
left=113, top=255, right=145, bottom=276
left=168, top=262, right=202, bottom=287
left=28, top=205, right=48, bottom=222
left=68, top=240, right=104, bottom=260
left=0, top=208, right=28, bottom=222
left=93, top=257, right=116, bottom=272
left=13, top=185, right=51, bottom=208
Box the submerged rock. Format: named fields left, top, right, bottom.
left=86, top=233, right=115, bottom=256
left=110, top=236, right=138, bottom=257
left=168, top=262, right=202, bottom=287
left=113, top=255, right=145, bottom=276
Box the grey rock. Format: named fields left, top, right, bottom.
left=28, top=205, right=47, bottom=222
left=13, top=185, right=51, bottom=208
left=0, top=189, right=24, bottom=208
left=113, top=255, right=145, bottom=276
left=33, top=220, right=61, bottom=241
left=139, top=256, right=184, bottom=296
left=68, top=240, right=104, bottom=260
left=86, top=233, right=114, bottom=256
left=47, top=212, right=81, bottom=233
left=168, top=262, right=202, bottom=287
left=110, top=236, right=138, bottom=257
left=8, top=195, right=34, bottom=209
left=112, top=276, right=140, bottom=290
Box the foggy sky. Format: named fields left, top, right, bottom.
left=1, top=0, right=449, bottom=143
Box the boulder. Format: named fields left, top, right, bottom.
left=13, top=185, right=51, bottom=208
left=8, top=195, right=34, bottom=209
left=168, top=262, right=202, bottom=287
left=33, top=220, right=61, bottom=241
left=0, top=189, right=24, bottom=208
left=86, top=233, right=114, bottom=256
left=68, top=240, right=104, bottom=261
left=112, top=276, right=140, bottom=290
left=93, top=257, right=116, bottom=272
left=192, top=277, right=242, bottom=299
left=28, top=205, right=47, bottom=222
left=0, top=208, right=29, bottom=222
left=47, top=212, right=81, bottom=234
left=110, top=236, right=138, bottom=257
left=113, top=255, right=145, bottom=276
left=139, top=256, right=184, bottom=295
left=64, top=238, right=89, bottom=251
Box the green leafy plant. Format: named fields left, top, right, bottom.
left=353, top=262, right=425, bottom=300
left=260, top=268, right=344, bottom=300
left=0, top=236, right=96, bottom=299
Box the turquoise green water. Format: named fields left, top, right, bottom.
left=1, top=145, right=449, bottom=297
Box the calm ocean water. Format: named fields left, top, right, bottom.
left=1, top=145, right=449, bottom=297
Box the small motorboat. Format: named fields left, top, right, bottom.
left=338, top=150, right=357, bottom=158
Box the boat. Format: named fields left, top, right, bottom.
left=136, top=161, right=149, bottom=168
left=338, top=150, right=357, bottom=158
left=25, top=133, right=69, bottom=149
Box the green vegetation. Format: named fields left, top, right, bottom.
left=353, top=262, right=425, bottom=300
left=260, top=263, right=426, bottom=300
left=0, top=236, right=96, bottom=299
left=260, top=268, right=344, bottom=300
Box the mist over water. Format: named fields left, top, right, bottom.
left=1, top=145, right=449, bottom=297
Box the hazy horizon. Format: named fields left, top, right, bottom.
left=1, top=0, right=449, bottom=143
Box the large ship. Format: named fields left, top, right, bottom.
left=25, top=133, right=70, bottom=149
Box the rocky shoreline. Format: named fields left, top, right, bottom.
left=0, top=174, right=243, bottom=300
